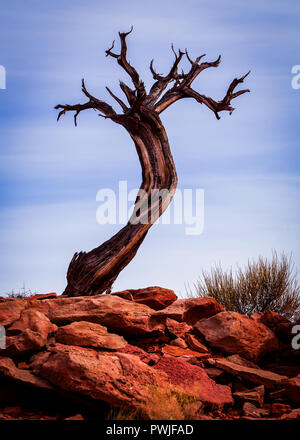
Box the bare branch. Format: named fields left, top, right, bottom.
left=55, top=79, right=117, bottom=126
left=55, top=102, right=95, bottom=126
left=105, top=26, right=145, bottom=101
left=155, top=70, right=250, bottom=117
left=146, top=45, right=185, bottom=105
left=106, top=87, right=128, bottom=112
left=119, top=81, right=136, bottom=106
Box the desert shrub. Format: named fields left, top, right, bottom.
left=108, top=382, right=204, bottom=420
left=186, top=251, right=300, bottom=321
left=6, top=283, right=36, bottom=299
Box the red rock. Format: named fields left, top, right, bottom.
left=17, top=361, right=30, bottom=370
left=255, top=310, right=293, bottom=340
left=56, top=321, right=127, bottom=350
left=155, top=297, right=224, bottom=325
left=271, top=403, right=291, bottom=417
left=30, top=344, right=167, bottom=410
left=186, top=334, right=209, bottom=353
left=214, top=358, right=288, bottom=389
left=233, top=385, right=265, bottom=408
left=28, top=294, right=165, bottom=337
left=0, top=357, right=53, bottom=390
left=169, top=338, right=187, bottom=348
left=268, top=389, right=285, bottom=401
left=280, top=408, right=300, bottom=419
left=3, top=407, right=22, bottom=418
left=4, top=310, right=57, bottom=356
left=165, top=318, right=191, bottom=338
left=162, top=344, right=208, bottom=358
left=195, top=311, right=279, bottom=362
left=226, top=354, right=261, bottom=370
left=204, top=367, right=226, bottom=381
left=119, top=344, right=159, bottom=365
left=0, top=298, right=25, bottom=327
left=64, top=414, right=84, bottom=420
left=154, top=355, right=233, bottom=409
left=25, top=293, right=57, bottom=301
left=112, top=287, right=177, bottom=310
left=242, top=402, right=262, bottom=418
left=284, top=374, right=300, bottom=404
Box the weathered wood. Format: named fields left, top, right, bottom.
left=55, top=28, right=250, bottom=297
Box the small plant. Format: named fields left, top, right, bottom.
left=108, top=382, right=204, bottom=420
left=186, top=251, right=300, bottom=321
left=6, top=283, right=36, bottom=299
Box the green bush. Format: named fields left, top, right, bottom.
left=186, top=251, right=300, bottom=321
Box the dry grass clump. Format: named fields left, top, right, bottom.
left=186, top=251, right=300, bottom=321
left=108, top=382, right=204, bottom=420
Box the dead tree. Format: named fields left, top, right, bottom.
left=55, top=27, right=250, bottom=297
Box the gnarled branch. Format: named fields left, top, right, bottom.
left=54, top=79, right=116, bottom=126
left=146, top=45, right=185, bottom=105
left=105, top=26, right=146, bottom=101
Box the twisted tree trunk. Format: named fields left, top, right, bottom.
left=64, top=110, right=177, bottom=296
left=55, top=28, right=249, bottom=296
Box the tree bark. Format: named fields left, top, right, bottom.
left=55, top=28, right=249, bottom=297
left=63, top=110, right=177, bottom=296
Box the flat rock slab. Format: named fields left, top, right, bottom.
left=112, top=287, right=177, bottom=310
left=215, top=358, right=288, bottom=389
left=56, top=321, right=127, bottom=350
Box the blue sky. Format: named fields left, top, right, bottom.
left=0, top=0, right=299, bottom=296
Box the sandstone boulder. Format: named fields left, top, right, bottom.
left=56, top=321, right=127, bottom=350
left=155, top=297, right=224, bottom=325
left=253, top=310, right=293, bottom=340
left=0, top=298, right=25, bottom=327
left=161, top=344, right=208, bottom=358
left=186, top=334, right=209, bottom=353
left=0, top=357, right=53, bottom=390
left=280, top=408, right=300, bottom=420
left=271, top=403, right=291, bottom=418
left=284, top=374, right=300, bottom=404
left=112, top=287, right=177, bottom=310
left=233, top=385, right=265, bottom=408
left=242, top=402, right=263, bottom=418
left=195, top=311, right=279, bottom=362
left=4, top=310, right=57, bottom=356
left=30, top=344, right=167, bottom=410
left=165, top=318, right=191, bottom=338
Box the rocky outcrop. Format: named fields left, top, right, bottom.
left=0, top=292, right=299, bottom=420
